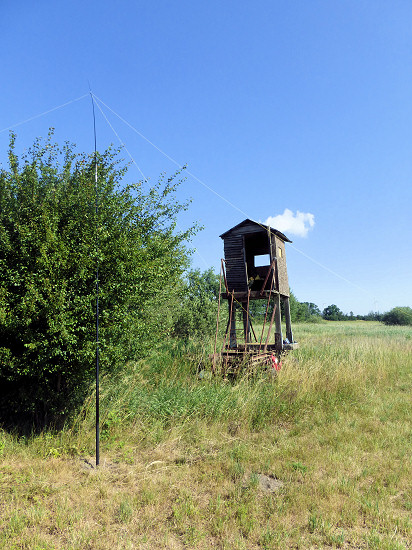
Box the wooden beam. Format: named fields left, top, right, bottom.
left=259, top=259, right=276, bottom=296
left=221, top=290, right=279, bottom=301
left=263, top=301, right=277, bottom=353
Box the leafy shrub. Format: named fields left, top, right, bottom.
left=305, top=314, right=325, bottom=324
left=0, top=131, right=196, bottom=430
left=172, top=268, right=222, bottom=338
left=382, top=307, right=412, bottom=326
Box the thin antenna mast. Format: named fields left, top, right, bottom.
left=89, top=88, right=100, bottom=467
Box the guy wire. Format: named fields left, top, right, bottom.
left=4, top=91, right=372, bottom=299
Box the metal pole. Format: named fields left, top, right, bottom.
left=90, top=89, right=100, bottom=467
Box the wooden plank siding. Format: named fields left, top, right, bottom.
left=273, top=236, right=290, bottom=297
left=224, top=235, right=248, bottom=292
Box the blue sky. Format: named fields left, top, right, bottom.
left=1, top=0, right=411, bottom=315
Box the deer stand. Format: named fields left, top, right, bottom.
left=211, top=259, right=297, bottom=378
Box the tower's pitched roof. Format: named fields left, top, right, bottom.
left=219, top=218, right=292, bottom=243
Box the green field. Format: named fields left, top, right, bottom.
left=0, top=321, right=411, bottom=549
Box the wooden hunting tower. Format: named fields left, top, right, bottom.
left=217, top=219, right=297, bottom=358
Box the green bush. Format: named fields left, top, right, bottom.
left=305, top=314, right=325, bottom=324
left=382, top=307, right=412, bottom=326
left=0, top=131, right=196, bottom=430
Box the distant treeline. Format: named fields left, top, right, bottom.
left=289, top=295, right=412, bottom=325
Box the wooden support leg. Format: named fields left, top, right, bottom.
left=263, top=301, right=277, bottom=353
left=228, top=296, right=237, bottom=349
left=283, top=296, right=293, bottom=343
left=274, top=293, right=283, bottom=350
left=242, top=301, right=251, bottom=345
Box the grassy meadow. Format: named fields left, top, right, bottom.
left=0, top=321, right=411, bottom=549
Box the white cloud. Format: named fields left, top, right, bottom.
left=264, top=209, right=315, bottom=238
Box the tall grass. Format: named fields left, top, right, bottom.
left=79, top=321, right=411, bottom=429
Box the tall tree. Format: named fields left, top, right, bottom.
left=302, top=302, right=322, bottom=317
left=322, top=304, right=344, bottom=321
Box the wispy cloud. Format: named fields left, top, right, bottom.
left=264, top=209, right=315, bottom=238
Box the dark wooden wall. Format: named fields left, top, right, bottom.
left=224, top=235, right=248, bottom=292
left=222, top=222, right=290, bottom=297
